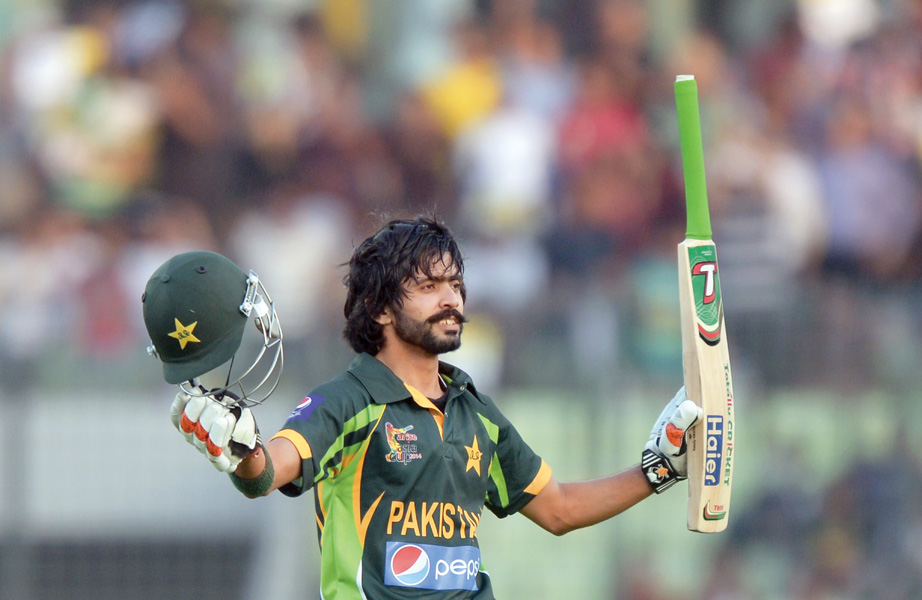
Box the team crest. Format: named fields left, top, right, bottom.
left=465, top=436, right=482, bottom=476
left=385, top=423, right=422, bottom=464
left=168, top=318, right=200, bottom=349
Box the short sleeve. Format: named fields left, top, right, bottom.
left=479, top=403, right=553, bottom=518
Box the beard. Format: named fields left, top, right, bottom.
left=392, top=307, right=466, bottom=355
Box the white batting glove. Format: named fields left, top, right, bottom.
left=642, top=387, right=703, bottom=493
left=170, top=391, right=259, bottom=473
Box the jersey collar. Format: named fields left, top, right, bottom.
left=348, top=352, right=483, bottom=405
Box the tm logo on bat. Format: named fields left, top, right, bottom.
left=687, top=245, right=723, bottom=346
left=704, top=415, right=724, bottom=487
left=703, top=501, right=728, bottom=521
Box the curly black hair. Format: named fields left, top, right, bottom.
left=342, top=216, right=466, bottom=355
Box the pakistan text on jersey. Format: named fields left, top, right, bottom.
left=387, top=501, right=482, bottom=540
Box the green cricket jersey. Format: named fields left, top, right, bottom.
left=271, top=352, right=552, bottom=599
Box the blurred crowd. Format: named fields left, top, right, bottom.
left=4, top=0, right=922, bottom=394
left=3, top=1, right=922, bottom=598
left=3, top=0, right=922, bottom=397
left=665, top=432, right=922, bottom=600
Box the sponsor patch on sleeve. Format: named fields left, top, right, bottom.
left=287, top=395, right=326, bottom=421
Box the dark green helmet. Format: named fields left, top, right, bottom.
left=142, top=251, right=283, bottom=403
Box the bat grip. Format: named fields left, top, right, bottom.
left=675, top=75, right=712, bottom=240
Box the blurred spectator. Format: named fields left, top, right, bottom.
left=453, top=92, right=556, bottom=231
left=547, top=53, right=665, bottom=281
left=143, top=2, right=244, bottom=226
left=420, top=18, right=502, bottom=140
left=381, top=90, right=456, bottom=211
left=817, top=94, right=920, bottom=281
left=557, top=56, right=649, bottom=177
left=450, top=100, right=555, bottom=315
left=796, top=0, right=880, bottom=51
left=0, top=208, right=103, bottom=392
left=235, top=12, right=334, bottom=183
left=595, top=0, right=651, bottom=105
left=490, top=9, right=576, bottom=124
left=226, top=187, right=352, bottom=342
left=11, top=13, right=160, bottom=219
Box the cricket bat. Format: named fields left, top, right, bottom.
left=674, top=74, right=735, bottom=533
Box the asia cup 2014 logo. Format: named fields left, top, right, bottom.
left=385, top=423, right=422, bottom=464
left=687, top=245, right=723, bottom=346
left=390, top=544, right=430, bottom=586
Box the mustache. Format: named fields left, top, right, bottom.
left=427, top=309, right=468, bottom=325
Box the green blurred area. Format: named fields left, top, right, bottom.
left=478, top=384, right=921, bottom=599
left=6, top=380, right=917, bottom=599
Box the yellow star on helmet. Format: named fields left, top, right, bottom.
left=168, top=318, right=201, bottom=350
left=465, top=436, right=483, bottom=476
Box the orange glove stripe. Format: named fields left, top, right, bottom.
left=206, top=439, right=223, bottom=457
left=194, top=423, right=209, bottom=442
left=180, top=414, right=196, bottom=434
left=665, top=423, right=685, bottom=447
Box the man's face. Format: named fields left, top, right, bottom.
left=390, top=257, right=466, bottom=356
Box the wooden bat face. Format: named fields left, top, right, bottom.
left=679, top=238, right=735, bottom=533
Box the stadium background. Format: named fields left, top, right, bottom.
left=2, top=0, right=922, bottom=598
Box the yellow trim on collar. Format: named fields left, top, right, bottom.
left=404, top=383, right=445, bottom=439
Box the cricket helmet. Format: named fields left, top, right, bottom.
left=142, top=250, right=283, bottom=404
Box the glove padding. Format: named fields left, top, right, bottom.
left=170, top=391, right=259, bottom=473
left=643, top=387, right=703, bottom=492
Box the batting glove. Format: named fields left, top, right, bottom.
left=642, top=387, right=703, bottom=493
left=170, top=391, right=260, bottom=473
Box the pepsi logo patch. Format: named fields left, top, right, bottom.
left=384, top=541, right=480, bottom=591
left=288, top=395, right=325, bottom=421
left=389, top=544, right=430, bottom=587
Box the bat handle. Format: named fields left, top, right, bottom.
left=674, top=74, right=712, bottom=240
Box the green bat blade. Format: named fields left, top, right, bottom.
left=674, top=75, right=712, bottom=240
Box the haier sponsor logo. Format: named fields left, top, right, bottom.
left=385, top=542, right=480, bottom=591
left=704, top=415, right=723, bottom=487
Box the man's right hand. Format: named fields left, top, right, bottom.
left=170, top=391, right=259, bottom=473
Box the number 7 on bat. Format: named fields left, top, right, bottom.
left=674, top=74, right=736, bottom=534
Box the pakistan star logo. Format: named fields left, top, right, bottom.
left=168, top=318, right=200, bottom=350
left=465, top=436, right=483, bottom=476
